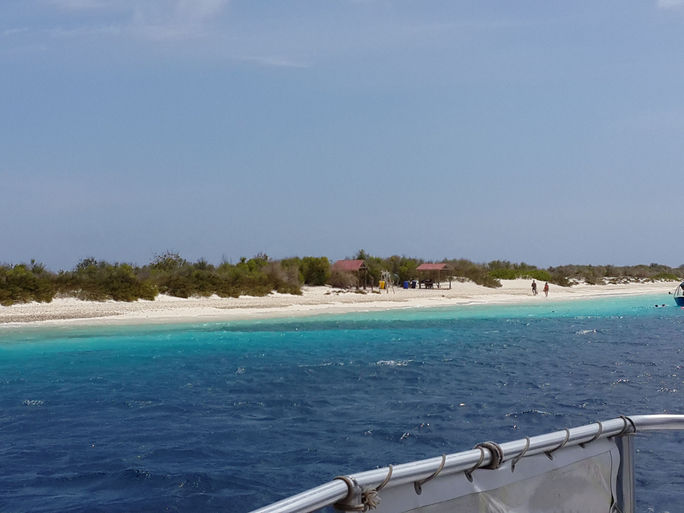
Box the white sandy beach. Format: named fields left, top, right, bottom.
left=0, top=279, right=678, bottom=328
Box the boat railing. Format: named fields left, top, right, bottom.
left=248, top=414, right=684, bottom=513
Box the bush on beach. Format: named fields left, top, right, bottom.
left=300, top=256, right=331, bottom=286
left=0, top=261, right=56, bottom=306
left=487, top=262, right=553, bottom=283
left=57, top=259, right=157, bottom=302
left=0, top=253, right=682, bottom=305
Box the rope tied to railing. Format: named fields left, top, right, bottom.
left=475, top=441, right=504, bottom=470
left=510, top=436, right=530, bottom=472
left=334, top=414, right=641, bottom=512
left=360, top=465, right=392, bottom=511
left=414, top=454, right=446, bottom=495
left=333, top=466, right=393, bottom=512
left=463, top=441, right=504, bottom=482
left=612, top=415, right=637, bottom=437
left=580, top=421, right=603, bottom=448
left=464, top=447, right=485, bottom=482
left=545, top=428, right=570, bottom=460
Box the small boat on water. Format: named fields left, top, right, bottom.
left=250, top=414, right=684, bottom=513
left=675, top=282, right=684, bottom=306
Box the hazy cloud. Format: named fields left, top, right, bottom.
left=49, top=0, right=108, bottom=9
left=238, top=55, right=311, bottom=68
left=657, top=0, right=684, bottom=9
left=130, top=0, right=229, bottom=40
left=7, top=0, right=311, bottom=68
left=46, top=0, right=230, bottom=40
left=2, top=28, right=29, bottom=37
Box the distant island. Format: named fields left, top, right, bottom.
left=0, top=250, right=682, bottom=306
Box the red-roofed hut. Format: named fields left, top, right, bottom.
left=332, top=259, right=369, bottom=289
left=416, top=263, right=452, bottom=289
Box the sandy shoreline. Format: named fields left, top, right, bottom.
left=0, top=279, right=679, bottom=329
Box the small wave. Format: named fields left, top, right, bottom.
left=376, top=360, right=410, bottom=367
left=576, top=329, right=597, bottom=335
left=125, top=400, right=156, bottom=409
left=505, top=409, right=554, bottom=418
left=297, top=361, right=346, bottom=368
left=123, top=468, right=152, bottom=480
left=176, top=472, right=218, bottom=492
left=23, top=399, right=44, bottom=407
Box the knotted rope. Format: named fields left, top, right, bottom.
left=334, top=466, right=393, bottom=512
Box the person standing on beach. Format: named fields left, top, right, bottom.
left=531, top=280, right=537, bottom=295
left=543, top=282, right=549, bottom=297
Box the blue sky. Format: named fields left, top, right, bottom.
left=2, top=1, right=684, bottom=271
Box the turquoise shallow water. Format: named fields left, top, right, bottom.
left=1, top=294, right=683, bottom=512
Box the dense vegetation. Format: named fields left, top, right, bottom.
left=0, top=251, right=682, bottom=305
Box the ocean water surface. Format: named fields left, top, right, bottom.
left=1, top=295, right=683, bottom=512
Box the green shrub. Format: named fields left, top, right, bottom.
left=0, top=263, right=57, bottom=305
left=383, top=255, right=421, bottom=283
left=150, top=252, right=187, bottom=272
left=488, top=264, right=551, bottom=282
left=448, top=259, right=502, bottom=288
left=300, top=257, right=330, bottom=286
left=488, top=268, right=518, bottom=280
left=5, top=254, right=683, bottom=304
left=102, top=264, right=157, bottom=302
left=59, top=259, right=157, bottom=302
left=651, top=272, right=681, bottom=281
left=528, top=269, right=552, bottom=282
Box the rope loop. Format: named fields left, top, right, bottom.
left=414, top=455, right=445, bottom=495
left=374, top=465, right=393, bottom=493
left=580, top=421, right=603, bottom=448
left=475, top=441, right=504, bottom=470
left=612, top=415, right=637, bottom=437
left=464, top=447, right=485, bottom=482
left=333, top=476, right=365, bottom=512
left=510, top=436, right=530, bottom=473
left=545, top=428, right=570, bottom=460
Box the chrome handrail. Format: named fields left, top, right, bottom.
left=249, top=414, right=684, bottom=513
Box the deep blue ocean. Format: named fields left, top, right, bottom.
left=1, top=295, right=684, bottom=513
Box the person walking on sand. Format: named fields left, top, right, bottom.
left=531, top=280, right=537, bottom=295
left=543, top=282, right=549, bottom=297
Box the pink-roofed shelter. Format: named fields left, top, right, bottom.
left=332, top=259, right=367, bottom=272
left=416, top=263, right=452, bottom=289
left=332, top=259, right=369, bottom=289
